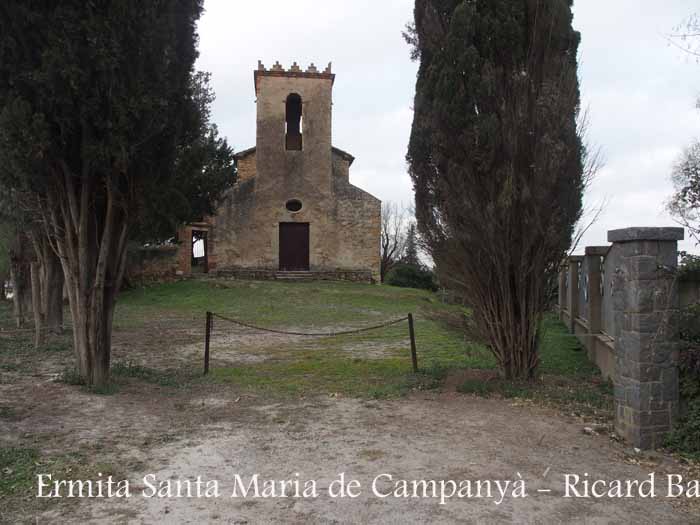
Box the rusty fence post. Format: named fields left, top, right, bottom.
left=204, top=311, right=212, bottom=375
left=408, top=313, right=418, bottom=373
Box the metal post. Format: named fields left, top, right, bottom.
left=408, top=313, right=418, bottom=373
left=204, top=311, right=212, bottom=375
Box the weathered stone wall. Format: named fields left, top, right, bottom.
left=602, top=243, right=623, bottom=337
left=609, top=228, right=682, bottom=450
left=332, top=158, right=381, bottom=281
left=558, top=227, right=685, bottom=449
left=207, top=62, right=380, bottom=280
left=126, top=245, right=179, bottom=282
left=237, top=152, right=257, bottom=182
left=213, top=149, right=380, bottom=279
left=216, top=268, right=374, bottom=283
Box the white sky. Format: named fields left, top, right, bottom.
left=196, top=0, right=700, bottom=254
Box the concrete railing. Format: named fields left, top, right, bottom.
left=557, top=227, right=685, bottom=449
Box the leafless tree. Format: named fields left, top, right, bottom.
left=8, top=231, right=32, bottom=329
left=667, top=14, right=700, bottom=59
left=380, top=202, right=408, bottom=282
left=568, top=110, right=606, bottom=256
left=668, top=140, right=700, bottom=245
left=3, top=193, right=64, bottom=344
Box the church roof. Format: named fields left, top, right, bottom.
left=234, top=146, right=355, bottom=166
left=331, top=146, right=355, bottom=165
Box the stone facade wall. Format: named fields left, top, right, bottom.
left=558, top=227, right=685, bottom=449
left=216, top=268, right=374, bottom=283
left=213, top=149, right=380, bottom=280
left=202, top=62, right=380, bottom=281
left=126, top=245, right=179, bottom=282
left=237, top=153, right=257, bottom=182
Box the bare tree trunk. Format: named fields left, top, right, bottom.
left=19, top=273, right=32, bottom=322
left=45, top=257, right=64, bottom=333
left=0, top=270, right=7, bottom=301
left=44, top=170, right=130, bottom=388
left=33, top=235, right=64, bottom=333
left=380, top=202, right=408, bottom=284
left=64, top=235, right=125, bottom=387
left=9, top=238, right=32, bottom=328
left=44, top=253, right=64, bottom=333
left=30, top=261, right=45, bottom=347
left=9, top=265, right=23, bottom=328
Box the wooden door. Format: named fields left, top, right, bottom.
left=279, top=223, right=310, bottom=271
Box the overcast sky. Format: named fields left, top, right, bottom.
left=196, top=0, right=700, bottom=253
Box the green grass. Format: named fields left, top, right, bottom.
left=206, top=320, right=480, bottom=398
left=119, top=280, right=479, bottom=397
left=0, top=447, right=38, bottom=497
left=210, top=355, right=447, bottom=398
left=111, top=362, right=195, bottom=388
left=0, top=445, right=127, bottom=518
left=0, top=405, right=17, bottom=419
left=55, top=362, right=193, bottom=394
left=0, top=280, right=610, bottom=408
left=537, top=315, right=600, bottom=377
left=455, top=315, right=613, bottom=415
left=117, top=279, right=463, bottom=327
left=0, top=307, right=72, bottom=375
left=113, top=280, right=609, bottom=404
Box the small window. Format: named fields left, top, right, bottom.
left=285, top=93, right=302, bottom=150
left=285, top=199, right=303, bottom=212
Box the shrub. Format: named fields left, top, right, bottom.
left=666, top=401, right=700, bottom=459
left=665, top=300, right=700, bottom=457
left=678, top=252, right=700, bottom=282
left=385, top=263, right=437, bottom=291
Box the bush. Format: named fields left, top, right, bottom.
left=666, top=401, right=700, bottom=459
left=385, top=263, right=437, bottom=291
left=665, top=300, right=700, bottom=458
left=678, top=252, right=700, bottom=282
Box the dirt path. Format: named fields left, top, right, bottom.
left=32, top=392, right=694, bottom=524
left=1, top=302, right=696, bottom=524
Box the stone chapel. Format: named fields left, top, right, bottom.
left=176, top=61, right=381, bottom=282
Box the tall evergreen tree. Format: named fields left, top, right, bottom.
left=0, top=1, right=220, bottom=386
left=406, top=0, right=584, bottom=379
left=403, top=223, right=421, bottom=268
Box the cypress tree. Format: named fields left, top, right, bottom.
left=0, top=1, right=216, bottom=386
left=403, top=224, right=421, bottom=268
left=406, top=0, right=584, bottom=379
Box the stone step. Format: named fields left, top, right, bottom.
left=210, top=268, right=373, bottom=284
left=275, top=272, right=315, bottom=281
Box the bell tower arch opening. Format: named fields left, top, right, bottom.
left=285, top=93, right=303, bottom=151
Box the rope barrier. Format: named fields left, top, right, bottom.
left=203, top=310, right=419, bottom=376
left=210, top=312, right=409, bottom=337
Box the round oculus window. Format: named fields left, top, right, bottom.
left=285, top=199, right=303, bottom=212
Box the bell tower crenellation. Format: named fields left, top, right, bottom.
left=254, top=60, right=335, bottom=195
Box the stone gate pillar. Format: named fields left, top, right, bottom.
left=608, top=227, right=684, bottom=449
left=584, top=247, right=608, bottom=336
left=558, top=263, right=567, bottom=320
left=566, top=256, right=582, bottom=333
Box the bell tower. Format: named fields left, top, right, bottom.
left=253, top=61, right=335, bottom=195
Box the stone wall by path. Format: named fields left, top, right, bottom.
left=558, top=227, right=685, bottom=449
left=125, top=245, right=179, bottom=283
